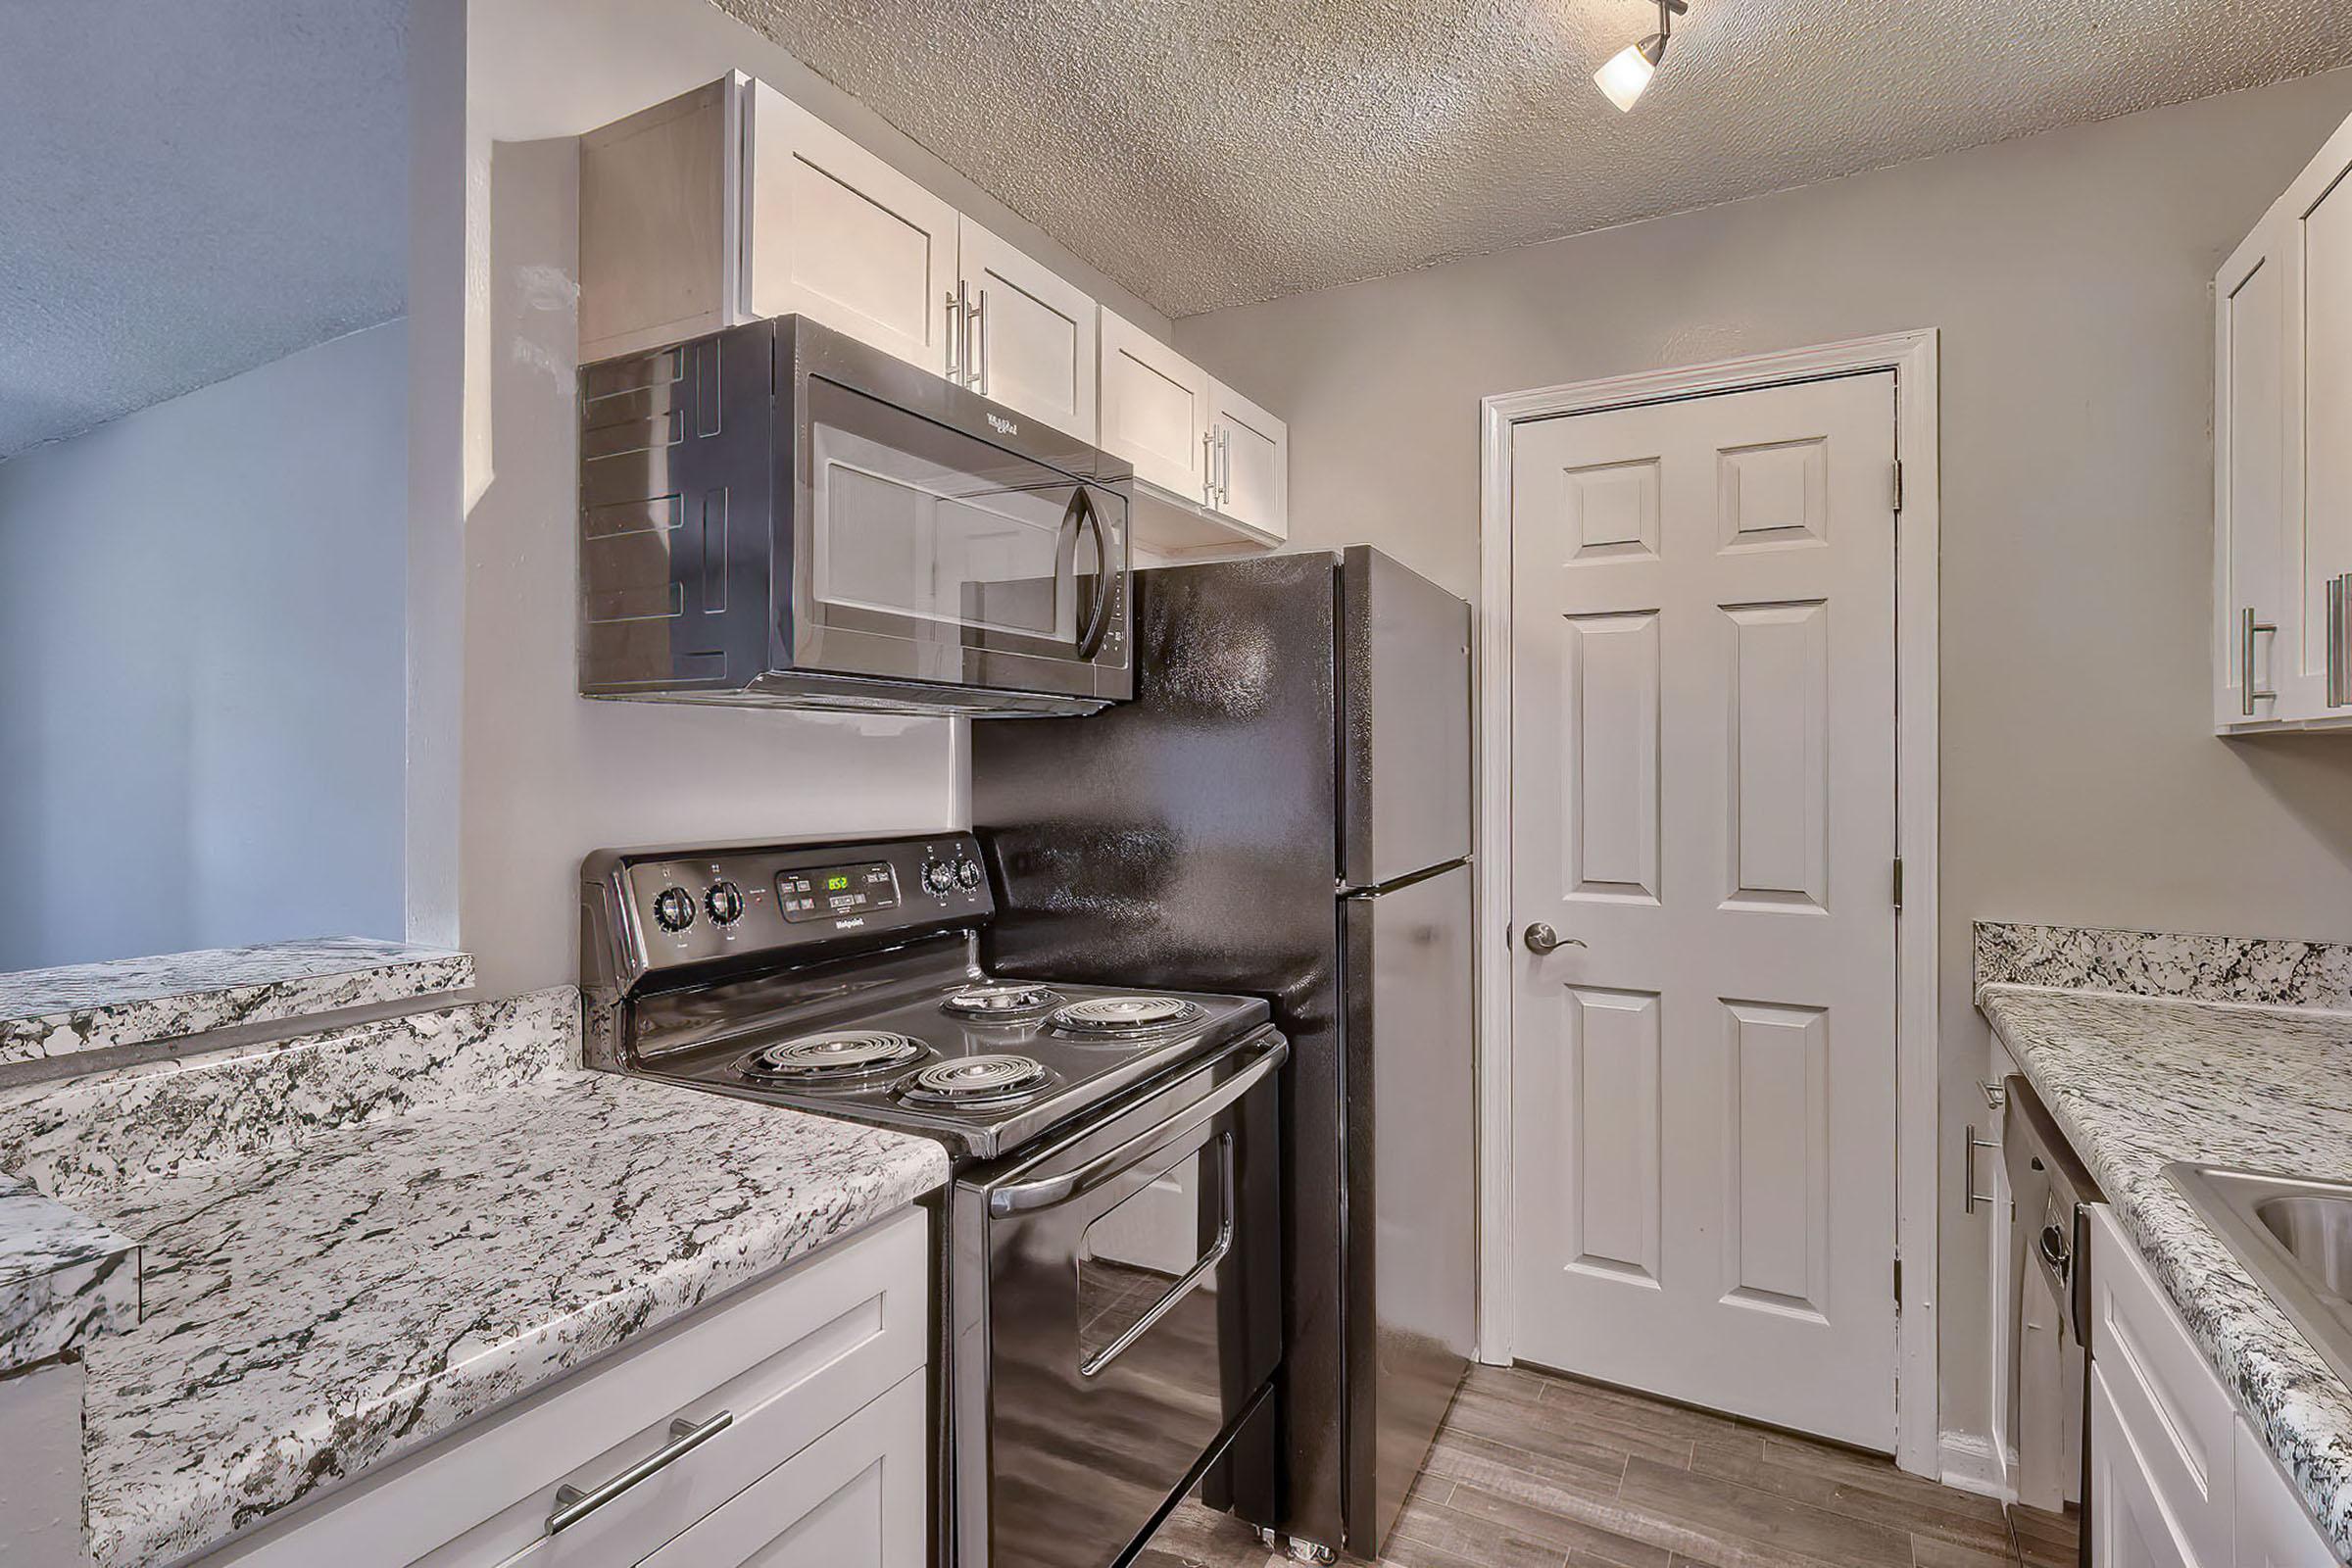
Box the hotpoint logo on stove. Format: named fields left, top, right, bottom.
left=986, top=413, right=1018, bottom=436
left=833, top=916, right=866, bottom=930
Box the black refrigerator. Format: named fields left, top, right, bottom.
left=971, top=546, right=1476, bottom=1561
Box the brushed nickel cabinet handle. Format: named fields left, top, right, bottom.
left=1964, top=1124, right=2000, bottom=1215
left=944, top=289, right=963, bottom=384
left=2241, top=606, right=2278, bottom=717
left=971, top=286, right=989, bottom=396
left=547, top=1410, right=733, bottom=1534
left=2330, top=577, right=2344, bottom=708
left=1203, top=429, right=1217, bottom=505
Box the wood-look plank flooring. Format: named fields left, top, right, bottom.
left=1139, top=1363, right=2082, bottom=1568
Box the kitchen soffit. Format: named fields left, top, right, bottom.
left=713, top=0, right=2352, bottom=318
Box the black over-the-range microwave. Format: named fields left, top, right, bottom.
left=576, top=314, right=1133, bottom=716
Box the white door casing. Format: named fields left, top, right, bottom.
left=1506, top=371, right=1900, bottom=1450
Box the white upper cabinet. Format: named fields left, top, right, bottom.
left=2216, top=105, right=2352, bottom=732
left=743, top=81, right=958, bottom=375
left=1208, top=378, right=1288, bottom=542
left=579, top=78, right=1286, bottom=552
left=1101, top=307, right=1215, bottom=500
left=956, top=217, right=1098, bottom=441
left=578, top=74, right=956, bottom=371
left=1100, top=308, right=1289, bottom=553
left=2216, top=221, right=2290, bottom=728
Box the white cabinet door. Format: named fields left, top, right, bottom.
left=744, top=81, right=958, bottom=376
left=2216, top=216, right=2293, bottom=729
left=2092, top=1364, right=2203, bottom=1568
left=2285, top=114, right=2352, bottom=722
left=577, top=76, right=744, bottom=362
left=2234, top=1416, right=2337, bottom=1568
left=1101, top=308, right=1213, bottom=501
left=1208, top=379, right=1288, bottom=543
left=957, top=218, right=1098, bottom=441
left=637, top=1372, right=926, bottom=1568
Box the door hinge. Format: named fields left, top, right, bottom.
left=1891, top=857, right=1904, bottom=910
left=1893, top=1254, right=1903, bottom=1303
left=1891, top=460, right=1904, bottom=512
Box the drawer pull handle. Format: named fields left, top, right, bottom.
left=547, top=1409, right=733, bottom=1534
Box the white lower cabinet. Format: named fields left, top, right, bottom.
left=199, top=1208, right=929, bottom=1568
left=638, top=1371, right=924, bottom=1568
left=2233, top=1415, right=2337, bottom=1568
left=2086, top=1206, right=2334, bottom=1568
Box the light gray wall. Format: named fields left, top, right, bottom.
left=450, top=0, right=1177, bottom=998
left=1173, top=69, right=2352, bottom=1452
left=457, top=139, right=956, bottom=1002
left=0, top=323, right=410, bottom=969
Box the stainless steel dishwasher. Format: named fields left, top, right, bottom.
left=2004, top=1074, right=2101, bottom=1568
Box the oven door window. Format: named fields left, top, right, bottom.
left=808, top=376, right=1105, bottom=655
left=1076, top=1132, right=1233, bottom=1376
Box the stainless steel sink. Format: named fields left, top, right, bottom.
left=2168, top=1164, right=2352, bottom=1389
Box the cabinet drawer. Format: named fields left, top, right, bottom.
left=637, top=1369, right=925, bottom=1568
left=206, top=1207, right=928, bottom=1568
left=2088, top=1207, right=2233, bottom=1568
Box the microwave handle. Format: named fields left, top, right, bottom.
left=1069, top=486, right=1115, bottom=660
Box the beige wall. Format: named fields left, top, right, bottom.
left=1174, top=70, right=2352, bottom=1454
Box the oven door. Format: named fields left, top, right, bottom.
left=795, top=372, right=1128, bottom=700
left=950, top=1030, right=1285, bottom=1568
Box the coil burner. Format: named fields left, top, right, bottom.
left=940, top=984, right=1064, bottom=1021
left=895, top=1054, right=1054, bottom=1105
left=739, top=1030, right=927, bottom=1085
left=1046, top=996, right=1207, bottom=1039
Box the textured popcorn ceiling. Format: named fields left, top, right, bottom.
left=0, top=2, right=406, bottom=458
left=715, top=0, right=2352, bottom=317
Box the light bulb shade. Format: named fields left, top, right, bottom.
left=1594, top=33, right=1666, bottom=112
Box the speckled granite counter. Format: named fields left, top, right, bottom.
left=0, top=937, right=475, bottom=1067
left=0, top=1174, right=138, bottom=1373
left=1981, top=981, right=2352, bottom=1560
left=0, top=986, right=950, bottom=1568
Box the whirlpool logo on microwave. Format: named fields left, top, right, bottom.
left=986, top=413, right=1018, bottom=436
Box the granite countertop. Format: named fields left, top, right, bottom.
left=0, top=986, right=951, bottom=1568
left=0, top=937, right=475, bottom=1067
left=1981, top=981, right=2352, bottom=1559
left=0, top=1173, right=138, bottom=1373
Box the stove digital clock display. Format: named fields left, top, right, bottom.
left=777, top=860, right=899, bottom=923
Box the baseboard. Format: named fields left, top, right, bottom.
left=1938, top=1431, right=2017, bottom=1503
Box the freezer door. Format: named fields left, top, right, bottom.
left=1340, top=546, right=1472, bottom=888
left=1342, top=861, right=1475, bottom=1554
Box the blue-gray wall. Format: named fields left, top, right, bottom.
left=0, top=322, right=408, bottom=969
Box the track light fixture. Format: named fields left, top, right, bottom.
left=1593, top=0, right=1689, bottom=112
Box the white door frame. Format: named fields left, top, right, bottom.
left=1475, top=330, right=1941, bottom=1478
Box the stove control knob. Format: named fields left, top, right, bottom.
left=705, top=881, right=745, bottom=925
left=922, top=860, right=956, bottom=897
left=955, top=857, right=982, bottom=891
left=652, top=886, right=696, bottom=932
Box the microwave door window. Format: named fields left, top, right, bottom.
left=811, top=415, right=1078, bottom=648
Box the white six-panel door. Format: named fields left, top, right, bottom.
left=1508, top=372, right=1899, bottom=1449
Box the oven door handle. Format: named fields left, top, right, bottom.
left=1068, top=484, right=1115, bottom=661
left=1081, top=1136, right=1233, bottom=1379
left=986, top=1036, right=1286, bottom=1217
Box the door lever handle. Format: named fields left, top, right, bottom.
left=1523, top=923, right=1585, bottom=955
